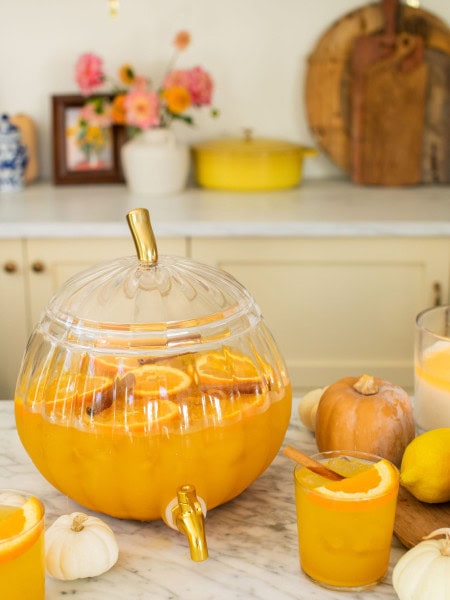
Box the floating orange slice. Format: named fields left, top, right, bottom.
left=182, top=391, right=267, bottom=426
left=195, top=348, right=263, bottom=391
left=84, top=397, right=180, bottom=432
left=132, top=364, right=192, bottom=399
left=0, top=496, right=44, bottom=563
left=92, top=355, right=146, bottom=376
left=25, top=369, right=114, bottom=418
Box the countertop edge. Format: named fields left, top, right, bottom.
left=3, top=222, right=450, bottom=239
left=1, top=179, right=450, bottom=239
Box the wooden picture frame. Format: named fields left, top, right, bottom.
left=52, top=94, right=126, bottom=185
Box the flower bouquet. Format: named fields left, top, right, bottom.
left=74, top=30, right=217, bottom=136
left=72, top=31, right=217, bottom=194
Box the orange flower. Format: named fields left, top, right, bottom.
left=118, top=63, right=135, bottom=86
left=173, top=30, right=190, bottom=51
left=110, top=93, right=127, bottom=124
left=162, top=86, right=191, bottom=114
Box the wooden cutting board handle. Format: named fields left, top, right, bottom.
left=351, top=32, right=428, bottom=185
left=383, top=0, right=398, bottom=38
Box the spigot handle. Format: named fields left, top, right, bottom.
left=126, top=208, right=158, bottom=265
left=169, top=484, right=209, bottom=562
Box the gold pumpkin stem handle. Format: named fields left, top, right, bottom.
left=126, top=208, right=158, bottom=265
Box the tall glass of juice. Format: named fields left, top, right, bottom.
left=415, top=305, right=450, bottom=431
left=0, top=490, right=45, bottom=600
left=294, top=451, right=399, bottom=591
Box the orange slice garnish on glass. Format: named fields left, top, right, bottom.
left=314, top=459, right=398, bottom=507
left=195, top=348, right=263, bottom=393
left=132, top=364, right=192, bottom=399
left=0, top=496, right=44, bottom=563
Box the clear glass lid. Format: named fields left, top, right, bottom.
left=42, top=208, right=260, bottom=352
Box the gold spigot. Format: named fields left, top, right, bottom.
left=171, top=485, right=208, bottom=562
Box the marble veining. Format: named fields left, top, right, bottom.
left=0, top=180, right=450, bottom=239
left=0, top=399, right=405, bottom=599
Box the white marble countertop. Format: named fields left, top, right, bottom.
left=0, top=180, right=449, bottom=239
left=0, top=398, right=405, bottom=599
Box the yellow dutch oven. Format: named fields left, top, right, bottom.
left=192, top=129, right=318, bottom=191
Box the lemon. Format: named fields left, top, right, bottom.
left=400, top=428, right=450, bottom=503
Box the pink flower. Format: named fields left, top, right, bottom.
left=79, top=102, right=112, bottom=128
left=163, top=67, right=213, bottom=106
left=124, top=88, right=160, bottom=129
left=75, top=53, right=104, bottom=95
left=186, top=66, right=213, bottom=105
left=133, top=75, right=149, bottom=90
left=162, top=69, right=190, bottom=90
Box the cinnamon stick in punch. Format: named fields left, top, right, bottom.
left=283, top=445, right=344, bottom=481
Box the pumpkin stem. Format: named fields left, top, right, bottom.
left=71, top=513, right=89, bottom=532
left=422, top=528, right=450, bottom=556
left=353, top=374, right=379, bottom=395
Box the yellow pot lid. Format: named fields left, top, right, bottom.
left=193, top=129, right=317, bottom=157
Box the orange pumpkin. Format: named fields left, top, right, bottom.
left=315, top=374, right=415, bottom=467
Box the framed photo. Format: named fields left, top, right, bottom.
left=52, top=94, right=126, bottom=185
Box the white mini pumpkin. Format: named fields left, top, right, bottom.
left=392, top=528, right=450, bottom=600
left=45, top=512, right=119, bottom=580
left=298, top=387, right=327, bottom=432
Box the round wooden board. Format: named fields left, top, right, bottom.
left=305, top=2, right=450, bottom=174
left=394, top=485, right=450, bottom=549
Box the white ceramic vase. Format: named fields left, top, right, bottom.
left=121, top=128, right=190, bottom=196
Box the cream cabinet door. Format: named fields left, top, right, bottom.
left=26, top=237, right=187, bottom=330
left=190, top=237, right=449, bottom=391
left=0, top=240, right=28, bottom=399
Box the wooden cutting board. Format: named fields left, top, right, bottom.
left=352, top=34, right=428, bottom=185
left=394, top=485, right=450, bottom=548
left=305, top=1, right=450, bottom=182
left=421, top=47, right=450, bottom=183
left=348, top=0, right=428, bottom=185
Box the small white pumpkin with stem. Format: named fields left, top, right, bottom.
left=392, top=528, right=450, bottom=600
left=45, top=512, right=119, bottom=580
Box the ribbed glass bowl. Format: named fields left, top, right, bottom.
left=14, top=213, right=291, bottom=521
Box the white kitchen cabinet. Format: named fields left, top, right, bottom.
left=2, top=232, right=449, bottom=398
left=0, top=237, right=187, bottom=399
left=190, top=237, right=450, bottom=390
left=0, top=240, right=28, bottom=399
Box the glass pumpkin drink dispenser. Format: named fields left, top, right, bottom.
left=14, top=209, right=292, bottom=560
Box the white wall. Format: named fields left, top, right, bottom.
left=1, top=0, right=449, bottom=180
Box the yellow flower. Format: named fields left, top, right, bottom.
left=119, top=63, right=135, bottom=86
left=162, top=86, right=191, bottom=114
left=83, top=124, right=109, bottom=149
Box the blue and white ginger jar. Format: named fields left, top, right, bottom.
left=0, top=114, right=28, bottom=192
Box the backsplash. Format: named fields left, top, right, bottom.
left=1, top=0, right=448, bottom=181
